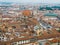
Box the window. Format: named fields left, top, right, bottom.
left=47, top=31, right=50, bottom=34
left=39, top=32, right=43, bottom=35
left=4, top=44, right=6, bottom=45
left=12, top=26, right=16, bottom=29
left=25, top=25, right=28, bottom=28
left=5, top=27, right=8, bottom=30
left=47, top=27, right=50, bottom=28
left=0, top=38, right=1, bottom=40
left=47, top=30, right=52, bottom=34
left=31, top=30, right=35, bottom=33
left=0, top=30, right=2, bottom=32
left=30, top=38, right=37, bottom=42
left=39, top=42, right=42, bottom=45
left=2, top=38, right=4, bottom=39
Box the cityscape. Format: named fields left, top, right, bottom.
left=0, top=1, right=60, bottom=45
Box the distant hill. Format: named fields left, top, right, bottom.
left=52, top=6, right=60, bottom=10
left=0, top=2, right=13, bottom=5
left=39, top=5, right=60, bottom=10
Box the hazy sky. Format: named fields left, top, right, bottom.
left=0, top=0, right=60, bottom=4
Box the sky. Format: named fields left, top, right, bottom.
left=0, top=0, right=60, bottom=4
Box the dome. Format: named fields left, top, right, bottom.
left=22, top=10, right=32, bottom=16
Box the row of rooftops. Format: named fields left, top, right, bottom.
left=0, top=9, right=60, bottom=45
left=0, top=17, right=59, bottom=44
